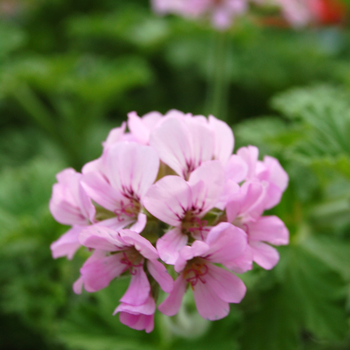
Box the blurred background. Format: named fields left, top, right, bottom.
left=1, top=0, right=350, bottom=349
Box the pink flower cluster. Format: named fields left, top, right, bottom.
left=50, top=110, right=289, bottom=332
left=151, top=0, right=345, bottom=29
left=152, top=0, right=248, bottom=30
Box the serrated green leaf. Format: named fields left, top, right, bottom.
left=271, top=86, right=350, bottom=158
left=283, top=246, right=348, bottom=341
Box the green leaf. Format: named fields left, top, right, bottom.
left=282, top=246, right=348, bottom=341
left=272, top=85, right=350, bottom=158
left=240, top=284, right=300, bottom=350
left=240, top=245, right=348, bottom=350
left=302, top=236, right=350, bottom=281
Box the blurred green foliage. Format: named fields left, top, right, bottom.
left=1, top=0, right=350, bottom=349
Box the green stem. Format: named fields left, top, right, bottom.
left=205, top=31, right=232, bottom=122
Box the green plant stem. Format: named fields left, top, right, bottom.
left=205, top=31, right=231, bottom=122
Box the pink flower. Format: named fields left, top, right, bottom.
left=159, top=222, right=248, bottom=320
left=81, top=142, right=159, bottom=232
left=73, top=227, right=173, bottom=304
left=237, top=145, right=289, bottom=209
left=144, top=161, right=225, bottom=264
left=226, top=181, right=289, bottom=269
left=152, top=0, right=248, bottom=29
left=149, top=112, right=233, bottom=179
left=49, top=168, right=96, bottom=259
left=127, top=111, right=163, bottom=145
left=259, top=0, right=312, bottom=27
left=114, top=293, right=156, bottom=333
left=49, top=109, right=290, bottom=332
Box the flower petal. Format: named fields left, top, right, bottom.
left=192, top=274, right=230, bottom=321
left=103, top=142, right=159, bottom=200
left=144, top=176, right=191, bottom=226
left=82, top=171, right=124, bottom=212
left=119, top=229, right=159, bottom=260
left=120, top=266, right=150, bottom=306
left=205, top=222, right=247, bottom=266
left=248, top=216, right=289, bottom=245
left=208, top=115, right=234, bottom=164
left=250, top=241, right=280, bottom=270
left=129, top=213, right=147, bottom=233
left=50, top=226, right=83, bottom=260
left=156, top=227, right=188, bottom=264
left=80, top=251, right=126, bottom=292
left=205, top=263, right=246, bottom=303
left=237, top=145, right=259, bottom=179
left=158, top=273, right=187, bottom=316
left=79, top=226, right=125, bottom=251
left=188, top=161, right=225, bottom=214
left=114, top=294, right=156, bottom=316
left=128, top=111, right=162, bottom=145
left=147, top=260, right=174, bottom=293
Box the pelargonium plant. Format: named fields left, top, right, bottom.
left=50, top=110, right=289, bottom=333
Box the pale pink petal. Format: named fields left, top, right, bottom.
left=82, top=158, right=103, bottom=174
left=147, top=260, right=174, bottom=293
left=205, top=263, right=246, bottom=303
left=80, top=252, right=126, bottom=292
left=82, top=172, right=124, bottom=212
left=150, top=116, right=214, bottom=178
left=78, top=183, right=96, bottom=223
left=115, top=294, right=156, bottom=315
left=120, top=266, right=150, bottom=306
left=192, top=276, right=230, bottom=321
left=127, top=111, right=162, bottom=145
left=129, top=213, right=147, bottom=233
left=119, top=229, right=159, bottom=260
left=79, top=226, right=125, bottom=251
left=156, top=227, right=188, bottom=264
left=250, top=241, right=280, bottom=270
left=237, top=146, right=259, bottom=179
left=188, top=161, right=225, bottom=214
left=226, top=181, right=266, bottom=222
left=103, top=142, right=159, bottom=199
left=158, top=273, right=187, bottom=316
left=102, top=122, right=127, bottom=148
left=73, top=276, right=84, bottom=294
left=208, top=115, right=234, bottom=164
left=263, top=183, right=284, bottom=210
left=205, top=222, right=247, bottom=266
left=216, top=179, right=240, bottom=210
left=212, top=8, right=232, bottom=29
left=225, top=154, right=248, bottom=183
left=144, top=176, right=192, bottom=226
left=119, top=312, right=154, bottom=333
left=247, top=216, right=289, bottom=245
left=183, top=117, right=214, bottom=174
left=225, top=246, right=253, bottom=273
left=50, top=180, right=88, bottom=226
left=50, top=226, right=83, bottom=260
left=149, top=117, right=193, bottom=176
left=98, top=217, right=135, bottom=231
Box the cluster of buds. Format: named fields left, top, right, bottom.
left=151, top=0, right=346, bottom=29
left=50, top=110, right=289, bottom=332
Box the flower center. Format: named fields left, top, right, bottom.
left=182, top=211, right=209, bottom=240
left=114, top=199, right=141, bottom=222
left=184, top=259, right=209, bottom=290
left=120, top=248, right=143, bottom=275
